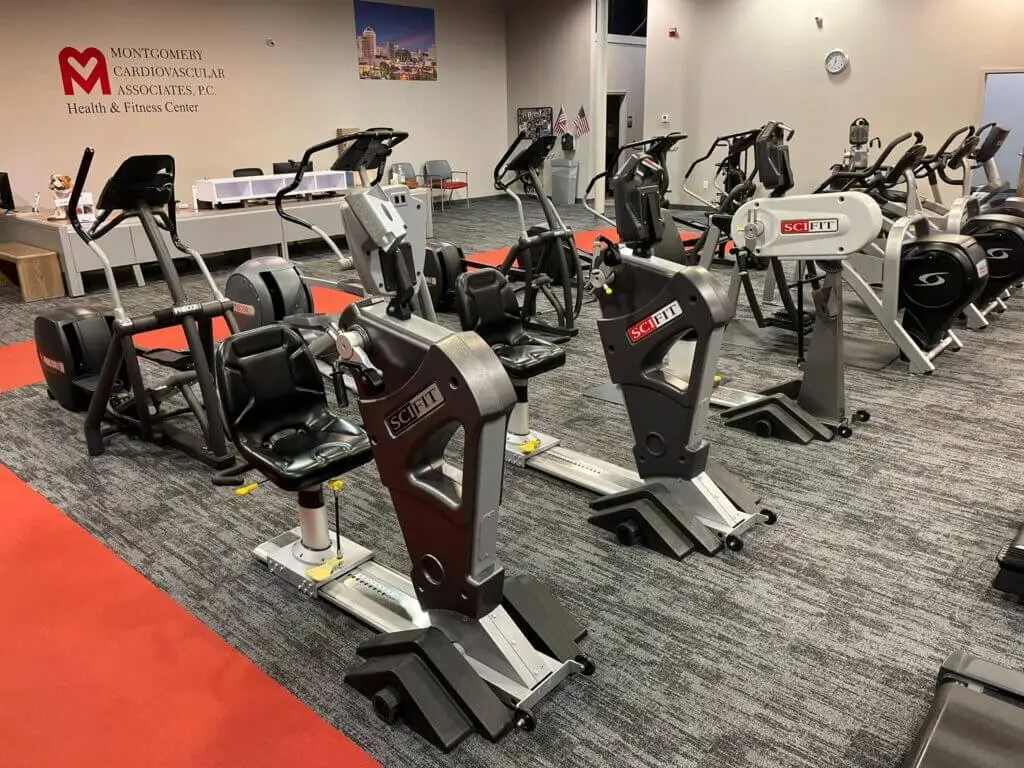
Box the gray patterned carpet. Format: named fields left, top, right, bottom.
left=1, top=196, right=1022, bottom=768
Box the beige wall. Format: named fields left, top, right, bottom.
left=505, top=0, right=594, bottom=195
left=646, top=0, right=1024, bottom=199
left=608, top=36, right=646, bottom=146
left=1, top=0, right=507, bottom=207
left=643, top=0, right=700, bottom=202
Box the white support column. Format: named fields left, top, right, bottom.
left=591, top=0, right=609, bottom=214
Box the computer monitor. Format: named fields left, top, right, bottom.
left=0, top=172, right=14, bottom=213
left=272, top=160, right=313, bottom=175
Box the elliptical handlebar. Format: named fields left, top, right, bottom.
left=274, top=129, right=408, bottom=228
left=681, top=128, right=762, bottom=181
left=494, top=131, right=529, bottom=190
left=67, top=147, right=96, bottom=242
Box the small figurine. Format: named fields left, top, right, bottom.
left=47, top=174, right=73, bottom=221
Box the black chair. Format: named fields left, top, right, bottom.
left=454, top=268, right=565, bottom=382
left=233, top=167, right=265, bottom=178
left=216, top=325, right=372, bottom=493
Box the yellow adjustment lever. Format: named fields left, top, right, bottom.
left=328, top=479, right=345, bottom=492
left=306, top=557, right=345, bottom=583
left=235, top=482, right=262, bottom=497
left=520, top=437, right=541, bottom=455
left=603, top=285, right=613, bottom=295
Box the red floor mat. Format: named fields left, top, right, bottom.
left=0, top=463, right=378, bottom=768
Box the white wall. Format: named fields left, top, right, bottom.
left=0, top=0, right=508, bottom=207
left=643, top=0, right=701, bottom=203
left=608, top=36, right=646, bottom=146
left=505, top=0, right=594, bottom=196
left=646, top=0, right=1024, bottom=199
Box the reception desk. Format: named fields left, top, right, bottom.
left=0, top=188, right=432, bottom=296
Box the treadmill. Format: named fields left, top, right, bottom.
left=904, top=652, right=1024, bottom=767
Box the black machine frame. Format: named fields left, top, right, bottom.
left=61, top=148, right=237, bottom=468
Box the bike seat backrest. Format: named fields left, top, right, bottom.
left=454, top=268, right=525, bottom=346
left=613, top=153, right=666, bottom=248
left=754, top=124, right=794, bottom=196
left=216, top=324, right=371, bottom=488
left=97, top=154, right=176, bottom=211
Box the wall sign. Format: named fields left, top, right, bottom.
left=58, top=46, right=228, bottom=117
left=355, top=1, right=437, bottom=81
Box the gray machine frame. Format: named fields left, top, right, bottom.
left=249, top=169, right=591, bottom=747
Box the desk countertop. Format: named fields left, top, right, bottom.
left=5, top=196, right=357, bottom=230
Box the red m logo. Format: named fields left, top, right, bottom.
left=58, top=47, right=111, bottom=96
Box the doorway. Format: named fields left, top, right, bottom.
left=606, top=92, right=626, bottom=191
left=979, top=71, right=1024, bottom=192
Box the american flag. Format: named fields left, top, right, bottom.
left=554, top=106, right=568, bottom=135
left=573, top=106, right=591, bottom=137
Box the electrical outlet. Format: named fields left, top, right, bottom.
left=702, top=180, right=709, bottom=190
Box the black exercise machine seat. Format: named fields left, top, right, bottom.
left=454, top=269, right=566, bottom=379
left=216, top=325, right=372, bottom=491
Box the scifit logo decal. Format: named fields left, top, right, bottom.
left=780, top=218, right=839, bottom=235
left=627, top=301, right=682, bottom=344
left=385, top=383, right=444, bottom=437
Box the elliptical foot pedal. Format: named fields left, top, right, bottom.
left=994, top=524, right=1024, bottom=596
left=589, top=485, right=723, bottom=560
left=720, top=394, right=834, bottom=444
left=345, top=627, right=514, bottom=751
left=766, top=310, right=815, bottom=335
left=502, top=574, right=588, bottom=663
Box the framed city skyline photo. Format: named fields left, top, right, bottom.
left=355, top=0, right=438, bottom=81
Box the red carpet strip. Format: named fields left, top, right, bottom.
left=0, top=463, right=378, bottom=768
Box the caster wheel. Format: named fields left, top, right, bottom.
left=754, top=419, right=773, bottom=438
left=725, top=535, right=744, bottom=552
left=761, top=509, right=778, bottom=526
left=837, top=424, right=853, bottom=439
left=853, top=410, right=870, bottom=423
left=575, top=654, right=597, bottom=676
left=515, top=709, right=537, bottom=732
left=371, top=686, right=402, bottom=726
left=615, top=519, right=641, bottom=547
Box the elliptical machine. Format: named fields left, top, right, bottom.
left=820, top=132, right=989, bottom=373
left=225, top=130, right=439, bottom=378
left=455, top=151, right=774, bottom=559
left=911, top=125, right=1024, bottom=328
left=432, top=133, right=583, bottom=338
left=226, top=129, right=434, bottom=326
left=220, top=176, right=593, bottom=750
left=35, top=148, right=237, bottom=468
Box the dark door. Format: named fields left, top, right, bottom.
left=606, top=93, right=625, bottom=193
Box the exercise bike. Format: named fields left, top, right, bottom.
left=217, top=180, right=593, bottom=751
left=454, top=150, right=774, bottom=560
left=35, top=148, right=237, bottom=469
left=707, top=126, right=879, bottom=443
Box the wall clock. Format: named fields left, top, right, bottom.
left=825, top=49, right=850, bottom=75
